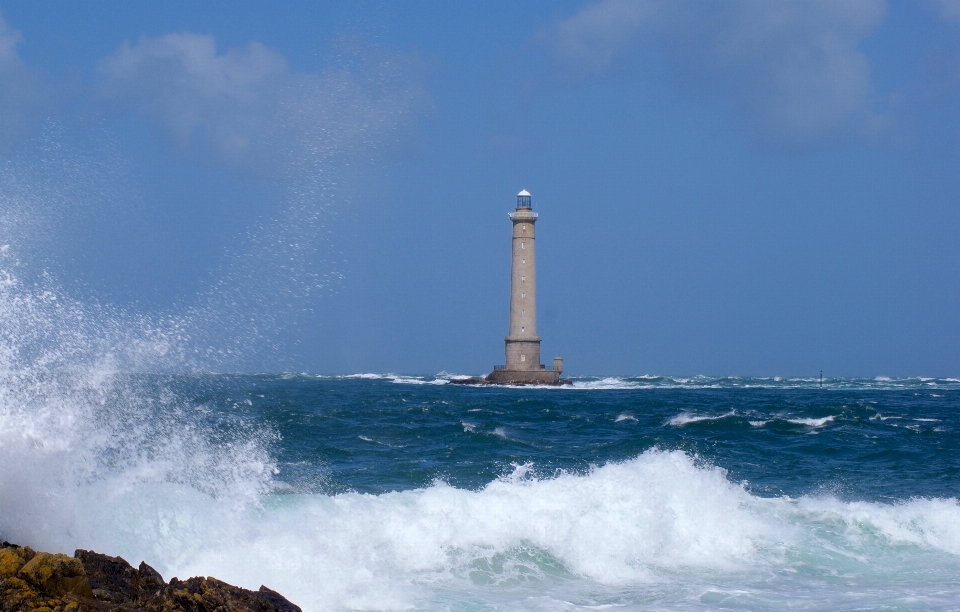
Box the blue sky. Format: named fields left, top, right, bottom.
left=0, top=1, right=957, bottom=376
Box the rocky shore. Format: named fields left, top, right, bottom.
left=0, top=542, right=301, bottom=612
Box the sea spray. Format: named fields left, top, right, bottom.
left=0, top=258, right=276, bottom=574
left=3, top=254, right=960, bottom=610
left=145, top=450, right=778, bottom=610
left=4, top=364, right=960, bottom=610
left=80, top=447, right=960, bottom=611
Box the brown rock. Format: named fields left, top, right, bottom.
left=162, top=576, right=301, bottom=612
left=73, top=550, right=143, bottom=604
left=18, top=553, right=93, bottom=599
left=1, top=545, right=300, bottom=612
left=0, top=549, right=28, bottom=581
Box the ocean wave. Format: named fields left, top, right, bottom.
left=39, top=450, right=957, bottom=611
left=785, top=416, right=836, bottom=427
left=329, top=373, right=960, bottom=392
left=668, top=410, right=737, bottom=426
left=3, top=266, right=960, bottom=609
left=6, top=378, right=960, bottom=612
left=568, top=375, right=960, bottom=391
left=0, top=261, right=276, bottom=581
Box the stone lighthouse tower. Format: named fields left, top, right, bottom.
left=484, top=190, right=566, bottom=385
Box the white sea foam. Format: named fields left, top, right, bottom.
left=9, top=443, right=957, bottom=612
left=786, top=416, right=836, bottom=427
left=390, top=375, right=449, bottom=385
left=615, top=414, right=638, bottom=423
left=3, top=256, right=960, bottom=610
left=572, top=377, right=649, bottom=390
left=165, top=451, right=788, bottom=610
left=0, top=256, right=275, bottom=577
left=336, top=374, right=960, bottom=392
left=795, top=496, right=960, bottom=555
left=6, top=346, right=960, bottom=612
left=390, top=375, right=429, bottom=384
left=668, top=410, right=736, bottom=426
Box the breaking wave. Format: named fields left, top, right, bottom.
left=2, top=250, right=959, bottom=610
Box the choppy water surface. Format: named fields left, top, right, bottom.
left=3, top=372, right=960, bottom=611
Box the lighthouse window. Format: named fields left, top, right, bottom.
left=521, top=355, right=526, bottom=362
left=521, top=275, right=525, bottom=281
left=521, top=242, right=525, bottom=249
left=521, top=309, right=525, bottom=315
left=522, top=259, right=525, bottom=264
left=521, top=326, right=525, bottom=332
left=521, top=292, right=525, bottom=298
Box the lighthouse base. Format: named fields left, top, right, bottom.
left=450, top=368, right=571, bottom=386
left=485, top=368, right=566, bottom=385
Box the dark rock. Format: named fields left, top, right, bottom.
left=256, top=587, right=300, bottom=612
left=0, top=545, right=301, bottom=612
left=159, top=576, right=302, bottom=612
left=73, top=550, right=139, bottom=604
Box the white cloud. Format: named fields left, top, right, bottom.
left=95, top=33, right=433, bottom=367
left=926, top=0, right=960, bottom=22
left=548, top=0, right=656, bottom=72
left=0, top=12, right=42, bottom=148
left=97, top=32, right=430, bottom=172
left=0, top=12, right=23, bottom=65
left=98, top=33, right=287, bottom=158
left=542, top=0, right=888, bottom=145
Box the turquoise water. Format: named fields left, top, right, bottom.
left=4, top=370, right=960, bottom=611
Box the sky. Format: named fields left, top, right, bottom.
left=0, top=0, right=957, bottom=377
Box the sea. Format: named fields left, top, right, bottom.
left=3, top=368, right=960, bottom=611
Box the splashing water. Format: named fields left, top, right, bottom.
left=0, top=248, right=277, bottom=573
left=2, top=121, right=959, bottom=612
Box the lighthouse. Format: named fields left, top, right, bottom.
left=483, top=190, right=567, bottom=385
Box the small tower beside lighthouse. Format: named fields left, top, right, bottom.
left=484, top=190, right=567, bottom=385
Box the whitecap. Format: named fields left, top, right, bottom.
left=390, top=376, right=431, bottom=385
left=786, top=416, right=836, bottom=427
left=668, top=410, right=736, bottom=426
left=572, top=377, right=646, bottom=390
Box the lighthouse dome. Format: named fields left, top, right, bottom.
left=516, top=189, right=532, bottom=209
